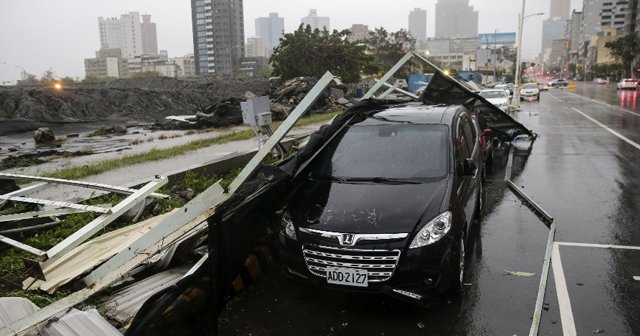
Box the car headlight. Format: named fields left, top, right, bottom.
left=280, top=211, right=297, bottom=240
left=409, top=211, right=452, bottom=249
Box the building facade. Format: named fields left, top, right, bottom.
left=245, top=37, right=267, bottom=58
left=191, top=0, right=245, bottom=75
left=84, top=48, right=129, bottom=79
left=141, top=14, right=158, bottom=54
left=301, top=9, right=330, bottom=31
left=255, top=13, right=284, bottom=56
left=541, top=17, right=568, bottom=63
left=568, top=11, right=583, bottom=53
left=435, top=0, right=478, bottom=39
left=98, top=12, right=159, bottom=59
left=349, top=24, right=369, bottom=42
left=550, top=0, right=571, bottom=20
left=408, top=8, right=427, bottom=42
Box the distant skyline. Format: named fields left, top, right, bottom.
left=0, top=0, right=582, bottom=83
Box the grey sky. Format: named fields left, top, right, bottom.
left=0, top=0, right=582, bottom=84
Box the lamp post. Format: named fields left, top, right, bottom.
left=514, top=0, right=544, bottom=103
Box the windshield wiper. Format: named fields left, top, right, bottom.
left=342, top=177, right=422, bottom=184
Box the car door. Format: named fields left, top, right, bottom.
left=454, top=114, right=477, bottom=229
left=460, top=115, right=479, bottom=226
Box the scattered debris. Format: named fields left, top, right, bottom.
left=593, top=329, right=605, bottom=334
left=543, top=302, right=550, bottom=311
left=417, top=322, right=425, bottom=329
left=100, top=266, right=190, bottom=324
left=40, top=308, right=121, bottom=336
left=504, top=270, right=536, bottom=277
left=577, top=282, right=584, bottom=286
left=633, top=276, right=640, bottom=281
left=33, top=127, right=56, bottom=144
left=0, top=297, right=39, bottom=331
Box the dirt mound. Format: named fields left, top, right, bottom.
left=0, top=77, right=271, bottom=127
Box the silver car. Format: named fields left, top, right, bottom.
left=479, top=89, right=511, bottom=110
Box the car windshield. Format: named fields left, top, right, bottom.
left=311, top=123, right=449, bottom=182
left=479, top=91, right=506, bottom=99
left=523, top=84, right=538, bottom=89
left=624, top=79, right=636, bottom=82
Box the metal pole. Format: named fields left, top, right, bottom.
left=514, top=0, right=526, bottom=103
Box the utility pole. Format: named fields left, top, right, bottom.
left=514, top=0, right=526, bottom=103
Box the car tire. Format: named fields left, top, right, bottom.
left=536, top=96, right=540, bottom=101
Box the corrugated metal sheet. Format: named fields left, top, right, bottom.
left=0, top=297, right=39, bottom=335
left=41, top=308, right=121, bottom=336
left=23, top=210, right=177, bottom=294
left=100, top=266, right=190, bottom=324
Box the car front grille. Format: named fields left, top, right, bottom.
left=302, top=244, right=401, bottom=282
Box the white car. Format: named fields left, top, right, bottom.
left=616, top=78, right=638, bottom=90
left=520, top=83, right=540, bottom=101
left=594, top=78, right=609, bottom=84
left=479, top=89, right=511, bottom=110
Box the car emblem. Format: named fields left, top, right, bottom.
left=338, top=234, right=357, bottom=246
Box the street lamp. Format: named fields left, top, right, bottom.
left=514, top=0, right=544, bottom=103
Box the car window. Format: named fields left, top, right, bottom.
left=523, top=84, right=537, bottom=89
left=460, top=116, right=476, bottom=155
left=479, top=91, right=505, bottom=99
left=311, top=124, right=449, bottom=181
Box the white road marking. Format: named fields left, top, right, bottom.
left=556, top=242, right=640, bottom=250
left=552, top=243, right=577, bottom=336
left=529, top=218, right=557, bottom=336
left=572, top=108, right=640, bottom=151
left=547, top=93, right=563, bottom=102
left=565, top=91, right=640, bottom=118
left=552, top=242, right=640, bottom=335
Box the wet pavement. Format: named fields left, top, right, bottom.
left=219, top=83, right=640, bottom=335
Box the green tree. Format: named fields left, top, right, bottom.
left=605, top=33, right=640, bottom=77
left=364, top=28, right=416, bottom=72
left=269, top=24, right=379, bottom=82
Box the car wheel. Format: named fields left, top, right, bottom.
left=536, top=96, right=540, bottom=101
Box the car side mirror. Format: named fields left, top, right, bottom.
left=463, top=158, right=477, bottom=176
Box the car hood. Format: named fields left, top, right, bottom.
left=288, top=179, right=448, bottom=234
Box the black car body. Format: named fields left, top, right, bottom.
left=280, top=104, right=483, bottom=304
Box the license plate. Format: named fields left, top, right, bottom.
left=326, top=267, right=368, bottom=287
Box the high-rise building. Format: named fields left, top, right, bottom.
left=245, top=37, right=267, bottom=58
left=98, top=12, right=148, bottom=59
left=408, top=8, right=427, bottom=42
left=348, top=24, right=369, bottom=42
left=435, top=0, right=478, bottom=38
left=255, top=13, right=284, bottom=56
left=191, top=0, right=245, bottom=75
left=568, top=11, right=583, bottom=53
left=541, top=17, right=568, bottom=63
left=141, top=14, right=158, bottom=54
left=550, top=0, right=571, bottom=20
left=581, top=0, right=633, bottom=55
left=301, top=9, right=330, bottom=31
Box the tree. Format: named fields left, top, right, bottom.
left=269, top=24, right=379, bottom=82
left=364, top=28, right=416, bottom=72
left=605, top=33, right=640, bottom=77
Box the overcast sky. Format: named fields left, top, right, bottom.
left=0, top=0, right=582, bottom=83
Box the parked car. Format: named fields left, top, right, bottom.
left=520, top=83, right=540, bottom=101
left=616, top=78, right=638, bottom=90
left=594, top=78, right=609, bottom=84
left=479, top=89, right=511, bottom=110
left=279, top=104, right=484, bottom=304
left=494, top=84, right=513, bottom=97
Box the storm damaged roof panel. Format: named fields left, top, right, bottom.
left=0, top=297, right=39, bottom=331
left=40, top=308, right=121, bottom=336
left=100, top=266, right=190, bottom=324
left=422, top=72, right=534, bottom=140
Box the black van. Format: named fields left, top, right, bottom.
left=279, top=103, right=483, bottom=304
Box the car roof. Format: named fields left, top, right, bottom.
left=369, top=103, right=464, bottom=126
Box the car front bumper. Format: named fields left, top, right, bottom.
left=279, top=233, right=456, bottom=304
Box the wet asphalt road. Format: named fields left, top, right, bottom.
left=219, top=83, right=640, bottom=336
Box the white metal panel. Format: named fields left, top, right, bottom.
left=100, top=266, right=189, bottom=324
left=0, top=297, right=39, bottom=333
left=40, top=308, right=121, bottom=336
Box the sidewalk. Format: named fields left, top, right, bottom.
left=4, top=123, right=325, bottom=201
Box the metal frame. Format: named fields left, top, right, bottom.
left=0, top=71, right=345, bottom=336
left=0, top=174, right=168, bottom=270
